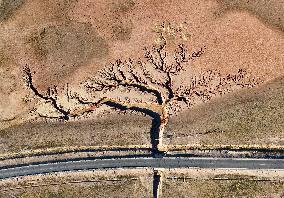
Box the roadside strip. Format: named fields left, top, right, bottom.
left=0, top=145, right=152, bottom=160
left=2, top=144, right=283, bottom=160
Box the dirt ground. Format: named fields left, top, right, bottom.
left=162, top=168, right=284, bottom=198
left=0, top=169, right=153, bottom=198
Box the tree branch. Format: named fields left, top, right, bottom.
left=173, top=69, right=260, bottom=105
left=86, top=61, right=165, bottom=104
left=23, top=65, right=70, bottom=120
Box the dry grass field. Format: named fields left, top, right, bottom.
left=0, top=112, right=151, bottom=154
left=163, top=169, right=284, bottom=198
left=164, top=178, right=284, bottom=198
left=166, top=76, right=284, bottom=146
left=0, top=169, right=153, bottom=198
left=1, top=168, right=283, bottom=198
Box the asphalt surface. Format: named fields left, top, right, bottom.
left=1, top=157, right=283, bottom=179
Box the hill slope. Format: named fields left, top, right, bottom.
left=166, top=76, right=284, bottom=146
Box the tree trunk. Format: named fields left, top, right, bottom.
left=157, top=107, right=169, bottom=151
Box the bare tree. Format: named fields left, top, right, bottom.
left=23, top=36, right=260, bottom=153
left=23, top=66, right=105, bottom=121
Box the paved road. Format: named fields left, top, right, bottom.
left=0, top=157, right=283, bottom=179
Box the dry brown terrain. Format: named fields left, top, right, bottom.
left=1, top=0, right=284, bottom=197
left=1, top=168, right=283, bottom=198
left=0, top=0, right=283, bottom=156
left=162, top=168, right=284, bottom=198
left=0, top=112, right=151, bottom=155
left=217, top=0, right=284, bottom=31
left=0, top=169, right=153, bottom=198
left=1, top=0, right=283, bottom=124
left=166, top=76, right=284, bottom=146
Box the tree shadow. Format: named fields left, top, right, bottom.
left=104, top=101, right=162, bottom=156
left=153, top=170, right=161, bottom=198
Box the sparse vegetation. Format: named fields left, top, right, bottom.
left=0, top=112, right=151, bottom=154
left=167, top=76, right=284, bottom=146
left=26, top=21, right=109, bottom=89
left=0, top=1, right=283, bottom=197
left=163, top=171, right=284, bottom=198
left=0, top=0, right=24, bottom=22
left=163, top=178, right=284, bottom=198
left=0, top=170, right=152, bottom=198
